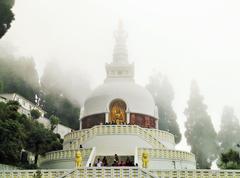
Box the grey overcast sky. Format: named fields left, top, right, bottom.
left=1, top=0, right=240, bottom=154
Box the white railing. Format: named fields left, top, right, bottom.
left=38, top=148, right=92, bottom=166
left=2, top=168, right=240, bottom=178
left=0, top=169, right=70, bottom=178
left=150, top=169, right=240, bottom=177
left=147, top=129, right=175, bottom=145
left=63, top=125, right=167, bottom=150
left=58, top=167, right=157, bottom=178
left=65, top=125, right=175, bottom=144
left=0, top=164, right=19, bottom=170
left=86, top=147, right=96, bottom=167
left=138, top=148, right=195, bottom=162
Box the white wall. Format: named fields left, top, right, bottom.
left=37, top=117, right=50, bottom=129
left=54, top=124, right=72, bottom=138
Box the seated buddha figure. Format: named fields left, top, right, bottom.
left=113, top=107, right=125, bottom=124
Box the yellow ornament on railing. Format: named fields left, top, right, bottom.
left=142, top=151, right=149, bottom=168
left=75, top=151, right=83, bottom=168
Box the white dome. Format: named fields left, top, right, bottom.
left=82, top=79, right=157, bottom=118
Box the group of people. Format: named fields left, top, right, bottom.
left=94, top=154, right=136, bottom=167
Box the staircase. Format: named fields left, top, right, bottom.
left=65, top=125, right=166, bottom=150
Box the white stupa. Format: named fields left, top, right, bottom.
left=38, top=22, right=196, bottom=172
left=80, top=21, right=159, bottom=130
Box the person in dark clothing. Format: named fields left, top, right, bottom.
left=114, top=154, right=119, bottom=164
left=112, top=160, right=118, bottom=166
left=125, top=156, right=131, bottom=166
left=102, top=156, right=108, bottom=166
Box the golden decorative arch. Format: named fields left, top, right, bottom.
left=109, top=99, right=127, bottom=124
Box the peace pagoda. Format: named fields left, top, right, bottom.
left=34, top=22, right=197, bottom=177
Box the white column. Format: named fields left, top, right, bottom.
left=79, top=120, right=82, bottom=130
left=155, top=119, right=159, bottom=129
left=127, top=112, right=130, bottom=124
left=105, top=112, right=109, bottom=123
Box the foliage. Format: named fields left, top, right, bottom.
left=25, top=121, right=63, bottom=164
left=218, top=106, right=240, bottom=153
left=184, top=81, right=219, bottom=169
left=0, top=101, right=26, bottom=164
left=0, top=101, right=62, bottom=166
left=0, top=0, right=15, bottom=38
left=218, top=149, right=240, bottom=169
left=146, top=73, right=181, bottom=143
left=49, top=115, right=59, bottom=130
left=0, top=101, right=25, bottom=164
left=31, top=109, right=41, bottom=119
left=43, top=93, right=80, bottom=129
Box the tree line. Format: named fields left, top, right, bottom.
left=147, top=73, right=240, bottom=169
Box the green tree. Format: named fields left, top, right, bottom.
left=0, top=0, right=15, bottom=38
left=0, top=101, right=26, bottom=165
left=218, top=149, right=240, bottom=169
left=146, top=73, right=181, bottom=143
left=0, top=101, right=62, bottom=166
left=31, top=109, right=41, bottom=119
left=184, top=81, right=218, bottom=169
left=25, top=121, right=62, bottom=164
left=218, top=106, right=240, bottom=153
left=49, top=115, right=59, bottom=131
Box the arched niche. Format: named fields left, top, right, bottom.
left=109, top=99, right=127, bottom=124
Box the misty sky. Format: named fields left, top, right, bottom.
left=1, top=0, right=240, bottom=154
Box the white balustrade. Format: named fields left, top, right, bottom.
left=64, top=125, right=174, bottom=143
left=138, top=148, right=195, bottom=162
left=2, top=168, right=240, bottom=178
left=59, top=167, right=157, bottom=178
left=151, top=169, right=240, bottom=178
left=38, top=148, right=92, bottom=166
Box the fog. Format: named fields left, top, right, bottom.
left=1, top=0, right=240, bottom=154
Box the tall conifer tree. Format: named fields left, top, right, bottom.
left=218, top=106, right=240, bottom=152
left=184, top=81, right=218, bottom=168
left=146, top=73, right=181, bottom=143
